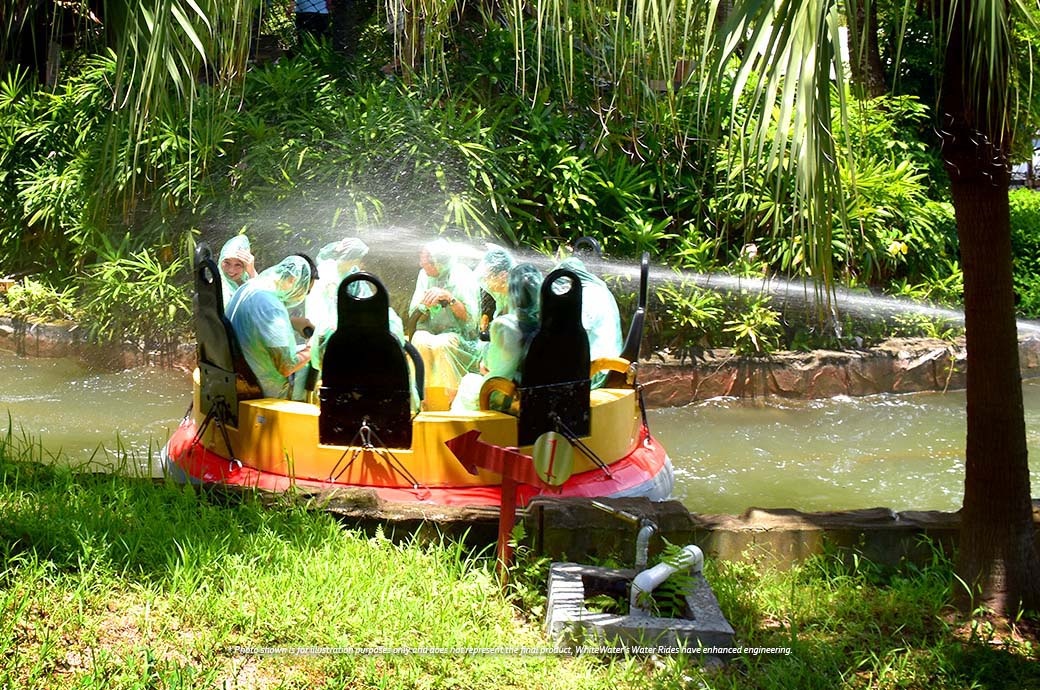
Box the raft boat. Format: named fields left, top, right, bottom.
left=162, top=244, right=673, bottom=507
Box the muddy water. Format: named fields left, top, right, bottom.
left=3, top=348, right=1038, bottom=514
left=649, top=381, right=1040, bottom=514
left=0, top=350, right=191, bottom=475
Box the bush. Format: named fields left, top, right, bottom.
left=78, top=249, right=192, bottom=353
left=1009, top=188, right=1040, bottom=317
left=708, top=93, right=955, bottom=289
left=724, top=294, right=783, bottom=355
left=647, top=280, right=725, bottom=361
left=0, top=277, right=79, bottom=323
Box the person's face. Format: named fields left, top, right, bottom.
left=221, top=258, right=246, bottom=283
left=420, top=250, right=440, bottom=277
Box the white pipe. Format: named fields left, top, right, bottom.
left=635, top=521, right=657, bottom=571
left=630, top=544, right=704, bottom=617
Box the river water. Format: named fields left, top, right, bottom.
left=655, top=383, right=1040, bottom=514
left=0, top=350, right=192, bottom=476
left=2, top=349, right=1038, bottom=514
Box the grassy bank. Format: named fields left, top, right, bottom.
left=0, top=426, right=1037, bottom=689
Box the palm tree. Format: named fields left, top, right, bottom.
left=102, top=0, right=255, bottom=210
left=930, top=0, right=1040, bottom=616
left=702, top=0, right=1040, bottom=616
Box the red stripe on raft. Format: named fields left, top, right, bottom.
left=164, top=419, right=669, bottom=507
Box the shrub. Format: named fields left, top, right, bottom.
left=647, top=280, right=725, bottom=361
left=0, top=277, right=79, bottom=323
left=1009, top=188, right=1040, bottom=317
left=78, top=249, right=192, bottom=353
left=724, top=294, right=783, bottom=355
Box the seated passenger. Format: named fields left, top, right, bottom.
left=407, top=239, right=480, bottom=409
left=226, top=255, right=315, bottom=400
left=306, top=237, right=372, bottom=339
left=451, top=263, right=542, bottom=412
left=554, top=256, right=623, bottom=388
left=218, top=234, right=258, bottom=306
left=473, top=244, right=516, bottom=337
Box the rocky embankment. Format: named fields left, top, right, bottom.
left=4, top=316, right=1040, bottom=404
left=0, top=317, right=196, bottom=371
left=640, top=336, right=1040, bottom=406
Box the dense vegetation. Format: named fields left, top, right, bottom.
left=0, top=3, right=1038, bottom=358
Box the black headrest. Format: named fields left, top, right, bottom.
left=318, top=272, right=412, bottom=448
left=521, top=268, right=590, bottom=387
left=193, top=243, right=233, bottom=372
left=320, top=272, right=405, bottom=389
left=517, top=268, right=591, bottom=445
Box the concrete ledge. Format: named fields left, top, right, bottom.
left=523, top=497, right=1040, bottom=570
left=258, top=484, right=502, bottom=547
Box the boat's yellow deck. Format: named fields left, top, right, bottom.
left=192, top=372, right=642, bottom=487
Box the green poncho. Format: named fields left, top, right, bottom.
left=474, top=244, right=517, bottom=319
left=408, top=239, right=481, bottom=397
left=451, top=263, right=542, bottom=411
left=226, top=256, right=313, bottom=399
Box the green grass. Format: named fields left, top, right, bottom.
left=691, top=552, right=1040, bottom=690
left=0, top=424, right=1037, bottom=689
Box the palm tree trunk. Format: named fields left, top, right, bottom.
left=846, top=0, right=886, bottom=99
left=948, top=158, right=1040, bottom=615
left=941, top=1, right=1040, bottom=616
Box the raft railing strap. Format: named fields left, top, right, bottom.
left=190, top=397, right=241, bottom=471
left=550, top=412, right=612, bottom=478
left=637, top=384, right=650, bottom=431
left=328, top=419, right=424, bottom=490
left=403, top=340, right=425, bottom=404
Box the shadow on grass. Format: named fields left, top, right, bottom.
left=0, top=448, right=341, bottom=583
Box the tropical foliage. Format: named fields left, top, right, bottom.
left=0, top=16, right=985, bottom=332
left=8, top=1, right=1040, bottom=358
left=79, top=248, right=193, bottom=355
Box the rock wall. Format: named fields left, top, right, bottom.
left=0, top=317, right=195, bottom=371
left=5, top=316, right=1040, bottom=405
left=640, top=336, right=1040, bottom=406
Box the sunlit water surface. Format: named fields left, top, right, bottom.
left=649, top=380, right=1040, bottom=514
left=0, top=350, right=191, bottom=475
left=3, top=349, right=1039, bottom=513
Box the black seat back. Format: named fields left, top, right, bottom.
left=193, top=243, right=261, bottom=426
left=517, top=268, right=591, bottom=445
left=319, top=272, right=413, bottom=448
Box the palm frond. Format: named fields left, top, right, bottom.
left=699, top=0, right=851, bottom=308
